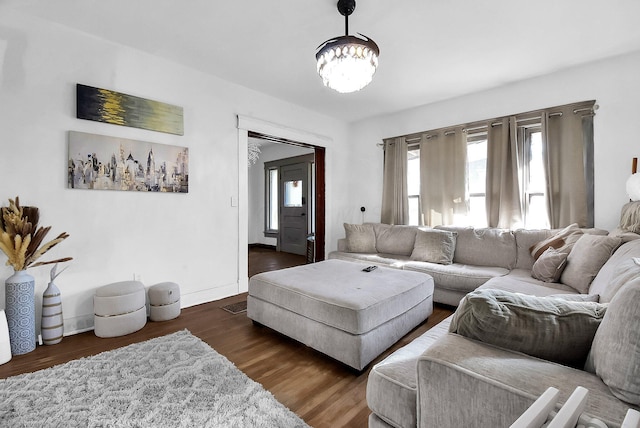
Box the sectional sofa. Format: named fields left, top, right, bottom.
left=328, top=222, right=640, bottom=427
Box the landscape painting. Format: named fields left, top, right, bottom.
left=68, top=131, right=189, bottom=193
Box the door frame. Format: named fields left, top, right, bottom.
left=237, top=116, right=329, bottom=293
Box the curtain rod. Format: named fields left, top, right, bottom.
left=381, top=101, right=597, bottom=144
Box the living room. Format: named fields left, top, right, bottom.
left=1, top=1, right=640, bottom=427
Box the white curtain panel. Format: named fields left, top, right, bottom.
left=485, top=116, right=523, bottom=229
left=542, top=102, right=594, bottom=228
left=381, top=137, right=409, bottom=224
left=419, top=129, right=467, bottom=226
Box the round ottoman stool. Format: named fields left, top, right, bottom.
left=94, top=280, right=146, bottom=338
left=148, top=282, right=181, bottom=322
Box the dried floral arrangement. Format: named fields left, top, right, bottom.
left=0, top=196, right=72, bottom=271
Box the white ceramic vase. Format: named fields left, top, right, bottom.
left=0, top=310, right=11, bottom=364
left=41, top=280, right=63, bottom=345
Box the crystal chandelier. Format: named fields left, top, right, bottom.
left=316, top=0, right=379, bottom=94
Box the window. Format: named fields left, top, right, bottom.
left=406, top=125, right=548, bottom=228
left=522, top=128, right=549, bottom=229
left=407, top=145, right=421, bottom=225
left=266, top=167, right=278, bottom=233
left=464, top=135, right=488, bottom=227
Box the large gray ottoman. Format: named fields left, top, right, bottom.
left=247, top=259, right=434, bottom=370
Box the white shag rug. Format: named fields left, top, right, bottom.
left=0, top=330, right=308, bottom=428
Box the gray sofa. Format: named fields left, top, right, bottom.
left=329, top=223, right=607, bottom=306
left=332, top=223, right=640, bottom=427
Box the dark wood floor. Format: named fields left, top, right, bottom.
left=0, top=248, right=453, bottom=428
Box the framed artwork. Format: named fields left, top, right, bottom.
left=68, top=131, right=189, bottom=193
left=76, top=84, right=184, bottom=135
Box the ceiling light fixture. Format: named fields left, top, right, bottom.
left=316, top=0, right=379, bottom=94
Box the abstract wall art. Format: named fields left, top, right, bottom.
left=68, top=131, right=189, bottom=193
left=76, top=84, right=184, bottom=135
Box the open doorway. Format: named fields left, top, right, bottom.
left=237, top=115, right=330, bottom=293
left=247, top=132, right=326, bottom=277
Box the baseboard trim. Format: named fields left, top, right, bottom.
left=249, top=243, right=276, bottom=250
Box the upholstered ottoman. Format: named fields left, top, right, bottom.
left=248, top=259, right=434, bottom=370
left=148, top=282, right=181, bottom=322
left=94, top=280, right=146, bottom=338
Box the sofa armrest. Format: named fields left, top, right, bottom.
left=416, top=334, right=628, bottom=428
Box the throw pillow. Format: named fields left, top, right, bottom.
left=585, top=278, right=640, bottom=405
left=529, top=223, right=583, bottom=260
left=410, top=229, right=457, bottom=265
left=343, top=223, right=376, bottom=253
left=560, top=235, right=623, bottom=294
left=531, top=248, right=568, bottom=283
left=449, top=289, right=608, bottom=367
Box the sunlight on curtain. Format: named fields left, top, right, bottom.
left=419, top=129, right=468, bottom=226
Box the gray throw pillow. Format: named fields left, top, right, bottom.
left=449, top=289, right=607, bottom=367
left=531, top=248, right=568, bottom=282
left=410, top=229, right=457, bottom=265
left=343, top=223, right=376, bottom=253
left=560, top=235, right=623, bottom=294
left=585, top=278, right=640, bottom=405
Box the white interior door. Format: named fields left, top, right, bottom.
left=279, top=162, right=308, bottom=255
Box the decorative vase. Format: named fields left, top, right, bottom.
left=41, top=280, right=63, bottom=345
left=5, top=270, right=36, bottom=355
left=0, top=310, right=11, bottom=364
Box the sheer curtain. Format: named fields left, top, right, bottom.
left=381, top=137, right=408, bottom=224
left=541, top=102, right=595, bottom=228
left=419, top=129, right=467, bottom=226
left=485, top=117, right=523, bottom=228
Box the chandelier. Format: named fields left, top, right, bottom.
left=316, top=0, right=379, bottom=93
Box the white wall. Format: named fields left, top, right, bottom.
left=347, top=50, right=640, bottom=233
left=0, top=9, right=348, bottom=334
left=247, top=142, right=313, bottom=246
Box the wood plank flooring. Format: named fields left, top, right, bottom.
left=0, top=248, right=454, bottom=427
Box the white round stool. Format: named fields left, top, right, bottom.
left=148, top=282, right=181, bottom=322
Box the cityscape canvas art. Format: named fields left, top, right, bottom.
left=68, top=131, right=189, bottom=193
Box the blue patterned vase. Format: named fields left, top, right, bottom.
left=5, top=270, right=36, bottom=355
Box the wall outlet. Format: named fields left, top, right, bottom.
left=133, top=273, right=142, bottom=282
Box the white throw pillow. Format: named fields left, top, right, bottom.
left=410, top=229, right=457, bottom=265
left=343, top=223, right=376, bottom=253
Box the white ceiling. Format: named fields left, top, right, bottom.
left=5, top=0, right=640, bottom=123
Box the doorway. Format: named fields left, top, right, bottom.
left=238, top=115, right=330, bottom=293
left=246, top=132, right=326, bottom=261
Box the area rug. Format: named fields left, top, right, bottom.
left=221, top=300, right=247, bottom=315
left=0, top=330, right=308, bottom=428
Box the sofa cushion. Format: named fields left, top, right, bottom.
left=417, top=334, right=632, bottom=428
left=344, top=223, right=376, bottom=253
left=531, top=248, right=568, bottom=283
left=585, top=278, right=640, bottom=405
left=449, top=289, right=607, bottom=366
left=410, top=228, right=457, bottom=265
left=589, top=239, right=640, bottom=302
left=403, top=262, right=508, bottom=294
left=373, top=224, right=418, bottom=256
left=514, top=229, right=554, bottom=270
left=435, top=226, right=516, bottom=269
left=480, top=269, right=580, bottom=297
left=328, top=251, right=411, bottom=269
left=560, top=235, right=623, bottom=294
left=529, top=223, right=583, bottom=260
